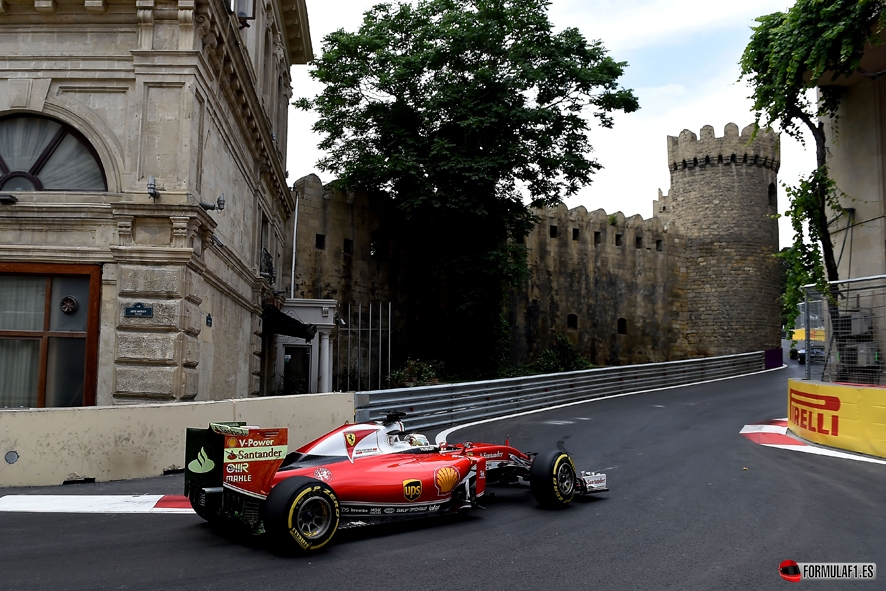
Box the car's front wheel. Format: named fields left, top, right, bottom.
left=529, top=450, right=577, bottom=508
left=264, top=476, right=340, bottom=552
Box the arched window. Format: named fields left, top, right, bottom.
left=617, top=317, right=627, bottom=335
left=567, top=314, right=578, bottom=329
left=0, top=114, right=106, bottom=192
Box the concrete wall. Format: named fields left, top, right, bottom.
left=0, top=392, right=354, bottom=487
left=825, top=77, right=886, bottom=280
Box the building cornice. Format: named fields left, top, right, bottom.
left=199, top=0, right=295, bottom=216
left=277, top=0, right=312, bottom=65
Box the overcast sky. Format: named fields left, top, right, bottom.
left=286, top=0, right=804, bottom=247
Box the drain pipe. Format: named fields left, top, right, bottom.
left=290, top=188, right=299, bottom=299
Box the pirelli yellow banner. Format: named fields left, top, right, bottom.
left=788, top=379, right=886, bottom=459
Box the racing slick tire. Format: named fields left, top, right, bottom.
left=265, top=476, right=340, bottom=552
left=529, top=450, right=577, bottom=508
left=187, top=489, right=221, bottom=524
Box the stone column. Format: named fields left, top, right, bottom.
left=318, top=330, right=331, bottom=393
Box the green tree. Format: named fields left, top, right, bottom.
left=739, top=0, right=885, bottom=328
left=297, top=0, right=638, bottom=377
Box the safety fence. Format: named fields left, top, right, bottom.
left=355, top=351, right=767, bottom=433
left=801, top=275, right=886, bottom=386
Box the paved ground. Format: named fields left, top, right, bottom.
left=1, top=353, right=883, bottom=590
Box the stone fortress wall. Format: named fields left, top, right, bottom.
left=509, top=207, right=689, bottom=366
left=658, top=123, right=781, bottom=356
left=288, top=173, right=398, bottom=308
left=294, top=123, right=783, bottom=368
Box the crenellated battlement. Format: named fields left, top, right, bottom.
left=667, top=123, right=779, bottom=173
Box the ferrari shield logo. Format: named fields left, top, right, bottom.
left=403, top=479, right=422, bottom=502
left=343, top=429, right=376, bottom=463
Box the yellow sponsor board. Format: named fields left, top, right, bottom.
left=790, top=328, right=826, bottom=343
left=788, top=379, right=886, bottom=459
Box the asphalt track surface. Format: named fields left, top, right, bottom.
left=2, top=353, right=884, bottom=591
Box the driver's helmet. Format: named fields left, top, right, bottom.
left=404, top=433, right=430, bottom=447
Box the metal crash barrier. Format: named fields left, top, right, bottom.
left=355, top=352, right=766, bottom=432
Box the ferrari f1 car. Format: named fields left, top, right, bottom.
left=184, top=412, right=608, bottom=552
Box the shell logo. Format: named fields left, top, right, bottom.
left=226, top=437, right=238, bottom=448
left=435, top=466, right=460, bottom=496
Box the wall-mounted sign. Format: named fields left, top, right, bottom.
left=124, top=302, right=153, bottom=318
left=206, top=313, right=213, bottom=327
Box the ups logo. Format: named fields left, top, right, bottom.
left=403, top=479, right=422, bottom=502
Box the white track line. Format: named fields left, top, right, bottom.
left=739, top=419, right=886, bottom=465
left=762, top=444, right=886, bottom=465
left=436, top=364, right=787, bottom=444
left=0, top=495, right=195, bottom=514
left=740, top=424, right=788, bottom=434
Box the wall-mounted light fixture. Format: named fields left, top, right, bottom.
left=210, top=234, right=225, bottom=248
left=200, top=194, right=225, bottom=211
left=147, top=176, right=160, bottom=200
left=0, top=194, right=18, bottom=205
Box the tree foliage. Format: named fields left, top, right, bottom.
left=298, top=0, right=638, bottom=376
left=740, top=0, right=885, bottom=328
left=740, top=0, right=885, bottom=141
left=740, top=0, right=884, bottom=330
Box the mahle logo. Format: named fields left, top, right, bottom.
left=188, top=447, right=215, bottom=474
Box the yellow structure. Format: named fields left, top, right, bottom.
left=790, top=328, right=826, bottom=343
left=788, top=379, right=886, bottom=459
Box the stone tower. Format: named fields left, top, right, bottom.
left=655, top=123, right=781, bottom=356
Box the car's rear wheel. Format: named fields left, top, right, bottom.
left=187, top=489, right=221, bottom=523
left=265, top=476, right=340, bottom=552
left=530, top=450, right=577, bottom=508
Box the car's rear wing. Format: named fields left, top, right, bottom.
left=184, top=423, right=289, bottom=501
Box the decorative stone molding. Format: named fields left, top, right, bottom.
left=0, top=1, right=8, bottom=14
left=34, top=0, right=57, bottom=13
left=137, top=0, right=155, bottom=50
left=178, top=0, right=195, bottom=50
left=84, top=0, right=107, bottom=13
left=186, top=217, right=202, bottom=256
left=280, top=0, right=313, bottom=64
left=116, top=216, right=134, bottom=246
left=170, top=216, right=190, bottom=248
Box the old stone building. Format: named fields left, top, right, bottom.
left=510, top=207, right=685, bottom=366
left=294, top=123, right=782, bottom=375
left=820, top=41, right=886, bottom=280
left=516, top=123, right=781, bottom=365
left=657, top=122, right=781, bottom=356
left=0, top=0, right=313, bottom=407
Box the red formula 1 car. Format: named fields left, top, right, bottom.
left=184, top=412, right=607, bottom=552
